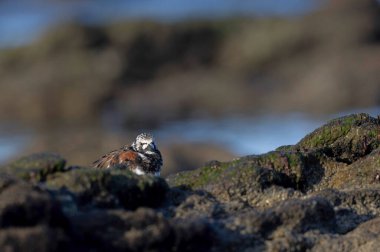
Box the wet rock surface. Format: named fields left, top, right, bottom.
left=1, top=113, right=380, bottom=251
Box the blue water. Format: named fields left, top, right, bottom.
left=1, top=108, right=379, bottom=164
left=157, top=114, right=324, bottom=155
left=0, top=0, right=321, bottom=47
left=0, top=134, right=30, bottom=164
left=157, top=108, right=380, bottom=155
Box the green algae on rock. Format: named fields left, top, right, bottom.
left=167, top=113, right=380, bottom=204
left=167, top=160, right=290, bottom=190
left=166, top=158, right=300, bottom=207
left=3, top=112, right=380, bottom=251
left=0, top=153, right=67, bottom=182
left=295, top=113, right=380, bottom=163
left=167, top=149, right=321, bottom=196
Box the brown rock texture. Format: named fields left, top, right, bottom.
left=1, top=113, right=380, bottom=251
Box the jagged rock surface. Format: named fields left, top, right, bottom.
left=2, top=113, right=380, bottom=251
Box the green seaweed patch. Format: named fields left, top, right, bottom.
left=168, top=155, right=297, bottom=191
left=297, top=113, right=378, bottom=150
left=47, top=168, right=107, bottom=194
left=168, top=113, right=380, bottom=193
left=275, top=145, right=295, bottom=152
left=167, top=161, right=234, bottom=189
left=0, top=153, right=66, bottom=182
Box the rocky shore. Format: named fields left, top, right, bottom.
left=0, top=113, right=380, bottom=251
left=0, top=0, right=379, bottom=174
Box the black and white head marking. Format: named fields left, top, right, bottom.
left=132, top=133, right=157, bottom=152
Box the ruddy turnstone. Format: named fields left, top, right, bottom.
left=93, top=133, right=162, bottom=176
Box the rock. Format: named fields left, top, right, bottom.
left=0, top=175, right=70, bottom=252
left=46, top=168, right=169, bottom=210
left=173, top=193, right=225, bottom=219
left=169, top=113, right=380, bottom=193
left=272, top=197, right=336, bottom=234
left=0, top=179, right=66, bottom=228
left=67, top=208, right=215, bottom=252
left=3, top=113, right=380, bottom=251
left=313, top=217, right=380, bottom=252
left=0, top=173, right=19, bottom=192
left=167, top=159, right=297, bottom=206
left=170, top=218, right=216, bottom=252
left=326, top=148, right=380, bottom=189
left=163, top=114, right=380, bottom=250
left=66, top=208, right=172, bottom=251
left=0, top=153, right=67, bottom=182
left=0, top=226, right=69, bottom=252
left=236, top=150, right=325, bottom=191
left=295, top=113, right=380, bottom=163
left=312, top=188, right=380, bottom=234
left=226, top=197, right=335, bottom=237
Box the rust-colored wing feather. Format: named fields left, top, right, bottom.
left=93, top=148, right=141, bottom=169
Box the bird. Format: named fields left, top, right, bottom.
left=92, top=133, right=163, bottom=176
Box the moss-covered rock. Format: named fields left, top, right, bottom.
left=295, top=113, right=380, bottom=163
left=171, top=150, right=309, bottom=195
left=4, top=113, right=380, bottom=251
left=167, top=158, right=299, bottom=207
left=168, top=114, right=380, bottom=196
left=168, top=159, right=292, bottom=189
left=0, top=153, right=67, bottom=182
left=167, top=149, right=324, bottom=198
left=238, top=150, right=326, bottom=191
left=46, top=168, right=169, bottom=210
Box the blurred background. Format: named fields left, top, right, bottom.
left=0, top=0, right=380, bottom=176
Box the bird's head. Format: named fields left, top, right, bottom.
left=132, top=133, right=157, bottom=152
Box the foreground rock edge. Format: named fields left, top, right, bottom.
left=1, top=113, right=380, bottom=251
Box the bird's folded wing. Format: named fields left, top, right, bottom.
left=93, top=149, right=140, bottom=169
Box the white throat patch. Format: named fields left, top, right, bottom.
left=142, top=143, right=150, bottom=149
left=134, top=168, right=146, bottom=175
